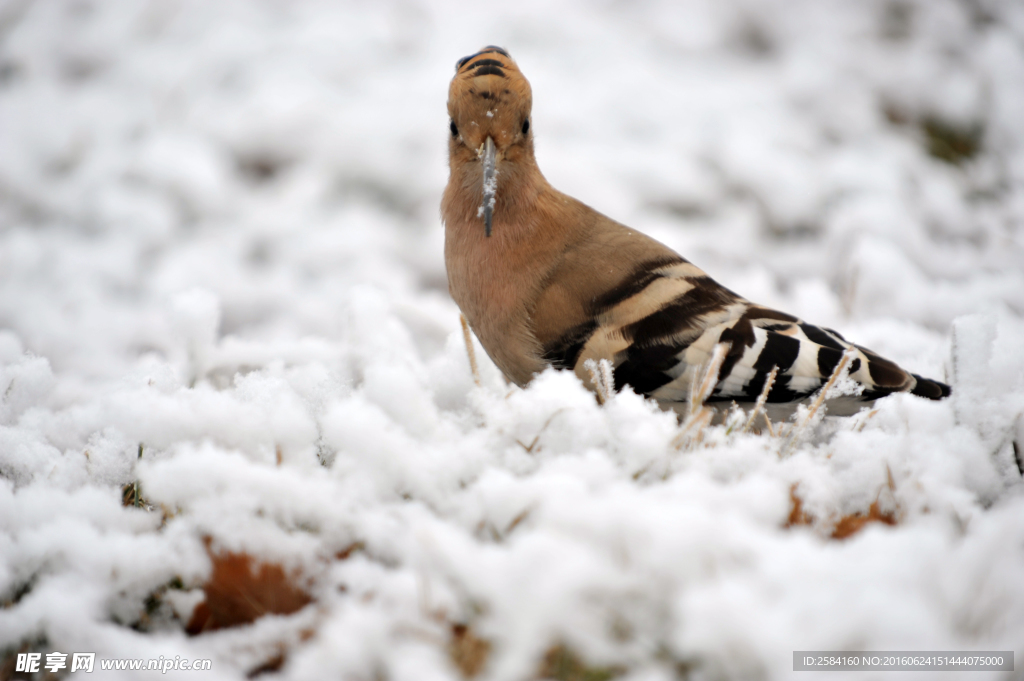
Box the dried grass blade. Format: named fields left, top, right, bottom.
left=584, top=358, right=614, bottom=405
left=743, top=365, right=779, bottom=434
left=689, top=342, right=729, bottom=418
left=460, top=314, right=481, bottom=387
left=670, top=343, right=730, bottom=450
left=781, top=347, right=856, bottom=455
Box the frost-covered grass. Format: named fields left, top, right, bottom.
left=2, top=1, right=1024, bottom=679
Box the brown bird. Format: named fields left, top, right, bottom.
left=441, top=46, right=950, bottom=418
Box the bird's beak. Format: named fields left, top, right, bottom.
left=479, top=136, right=497, bottom=237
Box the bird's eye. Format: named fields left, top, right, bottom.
left=450, top=120, right=458, bottom=137
left=522, top=119, right=530, bottom=135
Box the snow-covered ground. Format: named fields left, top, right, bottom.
left=2, top=1, right=1024, bottom=679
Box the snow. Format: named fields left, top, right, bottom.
left=1, top=1, right=1023, bottom=679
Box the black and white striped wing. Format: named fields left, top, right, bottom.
left=560, top=258, right=949, bottom=409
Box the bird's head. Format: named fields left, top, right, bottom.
left=447, top=46, right=534, bottom=236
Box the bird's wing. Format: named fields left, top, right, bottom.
left=551, top=257, right=947, bottom=406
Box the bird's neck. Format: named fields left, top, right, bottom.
left=442, top=152, right=548, bottom=240
left=442, top=154, right=571, bottom=384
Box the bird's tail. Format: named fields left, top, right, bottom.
left=909, top=374, right=951, bottom=400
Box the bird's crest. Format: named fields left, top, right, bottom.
left=447, top=46, right=532, bottom=155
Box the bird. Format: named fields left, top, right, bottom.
left=441, top=46, right=950, bottom=419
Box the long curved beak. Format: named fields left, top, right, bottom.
left=479, top=136, right=497, bottom=237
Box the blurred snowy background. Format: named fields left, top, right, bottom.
left=2, top=0, right=1024, bottom=679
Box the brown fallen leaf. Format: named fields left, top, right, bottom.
left=786, top=488, right=897, bottom=539
left=537, top=644, right=621, bottom=681
left=186, top=538, right=311, bottom=635
left=449, top=623, right=492, bottom=678
left=785, top=485, right=811, bottom=527
left=831, top=500, right=897, bottom=540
